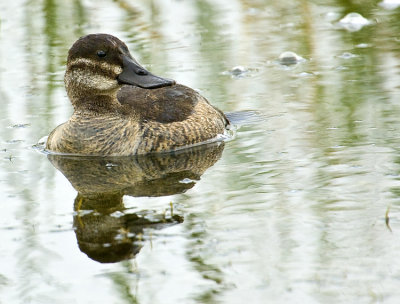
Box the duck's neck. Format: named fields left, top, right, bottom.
left=70, top=93, right=121, bottom=114
left=65, top=69, right=122, bottom=114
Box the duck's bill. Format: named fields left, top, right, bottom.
left=117, top=55, right=176, bottom=89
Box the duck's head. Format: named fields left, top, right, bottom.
left=65, top=33, right=175, bottom=110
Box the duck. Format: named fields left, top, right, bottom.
left=46, top=33, right=230, bottom=155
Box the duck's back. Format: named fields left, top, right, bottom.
left=117, top=84, right=229, bottom=154
left=118, top=84, right=210, bottom=122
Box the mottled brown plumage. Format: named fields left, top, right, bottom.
left=46, top=33, right=229, bottom=155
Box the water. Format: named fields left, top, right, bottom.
left=1, top=0, right=400, bottom=303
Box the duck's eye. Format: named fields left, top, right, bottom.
left=97, top=50, right=107, bottom=58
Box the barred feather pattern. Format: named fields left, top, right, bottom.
left=46, top=95, right=227, bottom=155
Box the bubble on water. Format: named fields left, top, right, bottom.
left=231, top=66, right=247, bottom=75
left=222, top=65, right=251, bottom=78
left=278, top=51, right=304, bottom=65
left=338, top=52, right=358, bottom=59
left=379, top=0, right=400, bottom=9
left=179, top=178, right=195, bottom=184
left=337, top=13, right=371, bottom=32
left=355, top=43, right=370, bottom=48
left=110, top=211, right=125, bottom=218
left=105, top=163, right=118, bottom=169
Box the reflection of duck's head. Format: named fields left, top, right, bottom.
left=48, top=143, right=224, bottom=263
left=46, top=33, right=229, bottom=155
left=74, top=192, right=183, bottom=263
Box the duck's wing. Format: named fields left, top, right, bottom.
left=117, top=84, right=200, bottom=123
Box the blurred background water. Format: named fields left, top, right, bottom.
left=1, top=0, right=400, bottom=303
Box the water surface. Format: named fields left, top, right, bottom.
left=1, top=0, right=400, bottom=303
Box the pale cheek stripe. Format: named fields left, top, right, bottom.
left=69, top=58, right=123, bottom=75
left=68, top=69, right=118, bottom=91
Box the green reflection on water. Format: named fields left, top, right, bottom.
left=107, top=267, right=139, bottom=304
left=1, top=0, right=400, bottom=303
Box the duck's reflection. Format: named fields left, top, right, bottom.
left=48, top=142, right=224, bottom=263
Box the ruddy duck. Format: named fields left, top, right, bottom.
left=46, top=33, right=229, bottom=155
